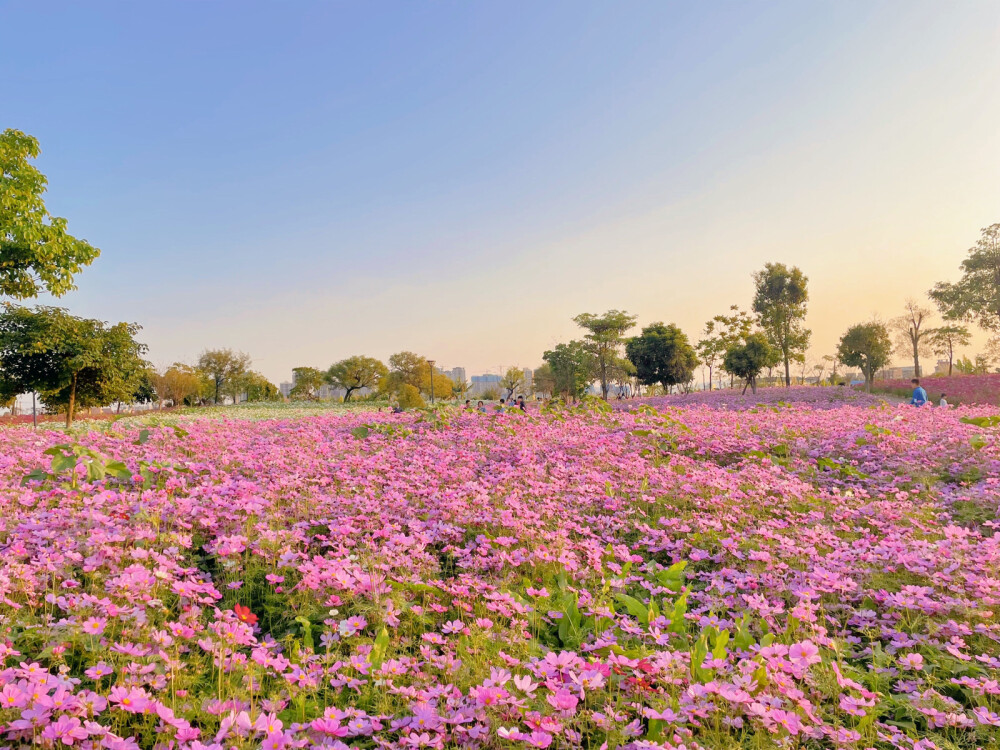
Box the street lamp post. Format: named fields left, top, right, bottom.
left=427, top=360, right=436, bottom=404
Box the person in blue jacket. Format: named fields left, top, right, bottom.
left=910, top=378, right=928, bottom=406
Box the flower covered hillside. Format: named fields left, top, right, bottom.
left=0, top=401, right=999, bottom=750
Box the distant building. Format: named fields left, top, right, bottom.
left=934, top=359, right=950, bottom=375
left=279, top=381, right=293, bottom=398
left=445, top=367, right=466, bottom=384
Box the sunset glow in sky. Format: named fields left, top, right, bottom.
left=3, top=2, right=998, bottom=381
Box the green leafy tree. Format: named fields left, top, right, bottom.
left=197, top=348, right=251, bottom=404
left=327, top=355, right=388, bottom=402
left=241, top=371, right=280, bottom=402
left=500, top=367, right=524, bottom=399
left=151, top=363, right=204, bottom=407
left=722, top=332, right=775, bottom=395
left=289, top=366, right=325, bottom=400
left=532, top=363, right=556, bottom=397
left=837, top=322, right=893, bottom=392
left=386, top=351, right=425, bottom=389
left=573, top=310, right=636, bottom=400
left=608, top=355, right=637, bottom=396
left=928, top=325, right=971, bottom=376
left=626, top=322, right=698, bottom=393
left=891, top=300, right=935, bottom=377
left=700, top=306, right=755, bottom=388
left=396, top=383, right=425, bottom=409
left=930, top=223, right=1000, bottom=331
left=752, top=263, right=810, bottom=387
left=0, top=306, right=147, bottom=425
left=542, top=340, right=594, bottom=400
left=1, top=130, right=101, bottom=299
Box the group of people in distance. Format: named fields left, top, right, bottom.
left=464, top=396, right=528, bottom=413
left=910, top=378, right=948, bottom=407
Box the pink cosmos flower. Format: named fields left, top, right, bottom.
left=787, top=641, right=821, bottom=668
left=41, top=716, right=89, bottom=746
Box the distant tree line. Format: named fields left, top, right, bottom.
left=2, top=127, right=998, bottom=412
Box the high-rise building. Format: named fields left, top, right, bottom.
left=446, top=367, right=467, bottom=383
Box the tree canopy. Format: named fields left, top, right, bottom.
left=0, top=306, right=147, bottom=425
left=752, top=263, right=810, bottom=387
left=722, top=332, right=774, bottom=395
left=625, top=322, right=698, bottom=393
left=197, top=349, right=251, bottom=404
left=1, top=129, right=101, bottom=300
left=289, top=366, right=325, bottom=400
left=928, top=325, right=971, bottom=377
left=930, top=223, right=1000, bottom=331
left=573, top=310, right=636, bottom=400
left=837, top=322, right=892, bottom=392
left=327, top=355, right=387, bottom=402
left=542, top=340, right=594, bottom=400
left=500, top=367, right=524, bottom=399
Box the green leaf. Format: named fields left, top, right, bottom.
left=970, top=434, right=988, bottom=451
left=135, top=429, right=150, bottom=445
left=21, top=467, right=50, bottom=485
left=51, top=452, right=76, bottom=474
left=350, top=425, right=371, bottom=440
left=712, top=629, right=730, bottom=660
left=369, top=626, right=390, bottom=669
left=105, top=460, right=132, bottom=479
left=615, top=593, right=650, bottom=625
left=293, top=616, right=314, bottom=651
left=85, top=460, right=106, bottom=482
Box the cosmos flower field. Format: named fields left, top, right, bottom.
left=2, top=389, right=1000, bottom=750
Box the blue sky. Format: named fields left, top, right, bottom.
left=3, top=2, right=998, bottom=382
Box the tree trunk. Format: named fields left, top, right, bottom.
left=784, top=357, right=791, bottom=387
left=913, top=337, right=920, bottom=378
left=66, top=373, right=77, bottom=427
left=708, top=364, right=713, bottom=391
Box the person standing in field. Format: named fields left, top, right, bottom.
left=910, top=379, right=928, bottom=406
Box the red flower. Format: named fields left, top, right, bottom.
left=234, top=604, right=258, bottom=625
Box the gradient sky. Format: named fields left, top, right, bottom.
left=3, top=1, right=998, bottom=383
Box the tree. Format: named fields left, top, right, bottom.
left=608, top=355, right=637, bottom=396
left=396, top=383, right=425, bottom=410
left=130, top=369, right=157, bottom=409
left=930, top=223, right=1000, bottom=331
left=837, top=322, right=892, bottom=392
left=700, top=306, right=755, bottom=388
left=722, top=332, right=775, bottom=395
left=752, top=263, right=810, bottom=387
left=928, top=325, right=971, bottom=376
left=151, top=363, right=203, bottom=407
left=1, top=130, right=101, bottom=300
left=573, top=310, right=636, bottom=400
left=450, top=376, right=471, bottom=401
left=890, top=300, right=935, bottom=377
left=240, top=371, right=280, bottom=402
left=532, top=363, right=556, bottom=397
left=327, top=355, right=387, bottom=402
left=542, top=340, right=594, bottom=400
left=0, top=306, right=147, bottom=426
left=197, top=349, right=251, bottom=404
left=289, top=366, right=325, bottom=400
left=386, top=351, right=425, bottom=390
left=420, top=367, right=454, bottom=401
left=696, top=322, right=724, bottom=391
left=500, top=367, right=524, bottom=399
left=626, top=322, right=698, bottom=393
